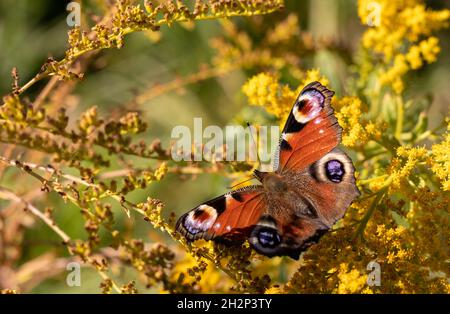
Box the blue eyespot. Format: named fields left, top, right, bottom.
left=325, top=159, right=344, bottom=183
left=258, top=228, right=281, bottom=248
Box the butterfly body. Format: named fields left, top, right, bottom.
left=176, top=82, right=360, bottom=260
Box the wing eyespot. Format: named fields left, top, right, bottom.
left=308, top=148, right=354, bottom=184
left=257, top=228, right=281, bottom=248
left=249, top=216, right=283, bottom=256
left=293, top=90, right=325, bottom=124
left=324, top=159, right=345, bottom=183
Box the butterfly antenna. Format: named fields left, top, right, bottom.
left=226, top=122, right=263, bottom=190
left=246, top=122, right=261, bottom=168
left=227, top=176, right=255, bottom=190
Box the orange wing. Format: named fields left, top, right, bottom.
left=176, top=186, right=266, bottom=241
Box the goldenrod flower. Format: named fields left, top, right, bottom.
left=242, top=69, right=330, bottom=125
left=358, top=0, right=449, bottom=93
left=431, top=121, right=450, bottom=190
left=333, top=96, right=382, bottom=147
left=336, top=263, right=367, bottom=294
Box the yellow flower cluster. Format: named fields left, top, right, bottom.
left=242, top=70, right=329, bottom=126
left=406, top=188, right=449, bottom=275
left=286, top=195, right=449, bottom=294
left=405, top=37, right=441, bottom=69
left=264, top=286, right=283, bottom=294
left=388, top=145, right=427, bottom=191
left=169, top=246, right=232, bottom=293
left=242, top=72, right=293, bottom=120
left=358, top=0, right=449, bottom=93
left=266, top=14, right=300, bottom=45
left=431, top=121, right=450, bottom=191
left=333, top=96, right=383, bottom=147
left=358, top=1, right=449, bottom=60
left=335, top=263, right=368, bottom=294
left=379, top=37, right=441, bottom=93
left=375, top=224, right=411, bottom=264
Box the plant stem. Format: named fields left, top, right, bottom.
left=354, top=188, right=387, bottom=240
left=0, top=185, right=123, bottom=294
left=395, top=95, right=404, bottom=141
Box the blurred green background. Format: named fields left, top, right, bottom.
left=0, top=0, right=448, bottom=293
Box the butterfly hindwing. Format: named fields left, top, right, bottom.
left=249, top=214, right=329, bottom=260
left=300, top=148, right=360, bottom=226
left=176, top=186, right=266, bottom=241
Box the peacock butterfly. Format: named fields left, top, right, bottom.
left=176, top=82, right=360, bottom=259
